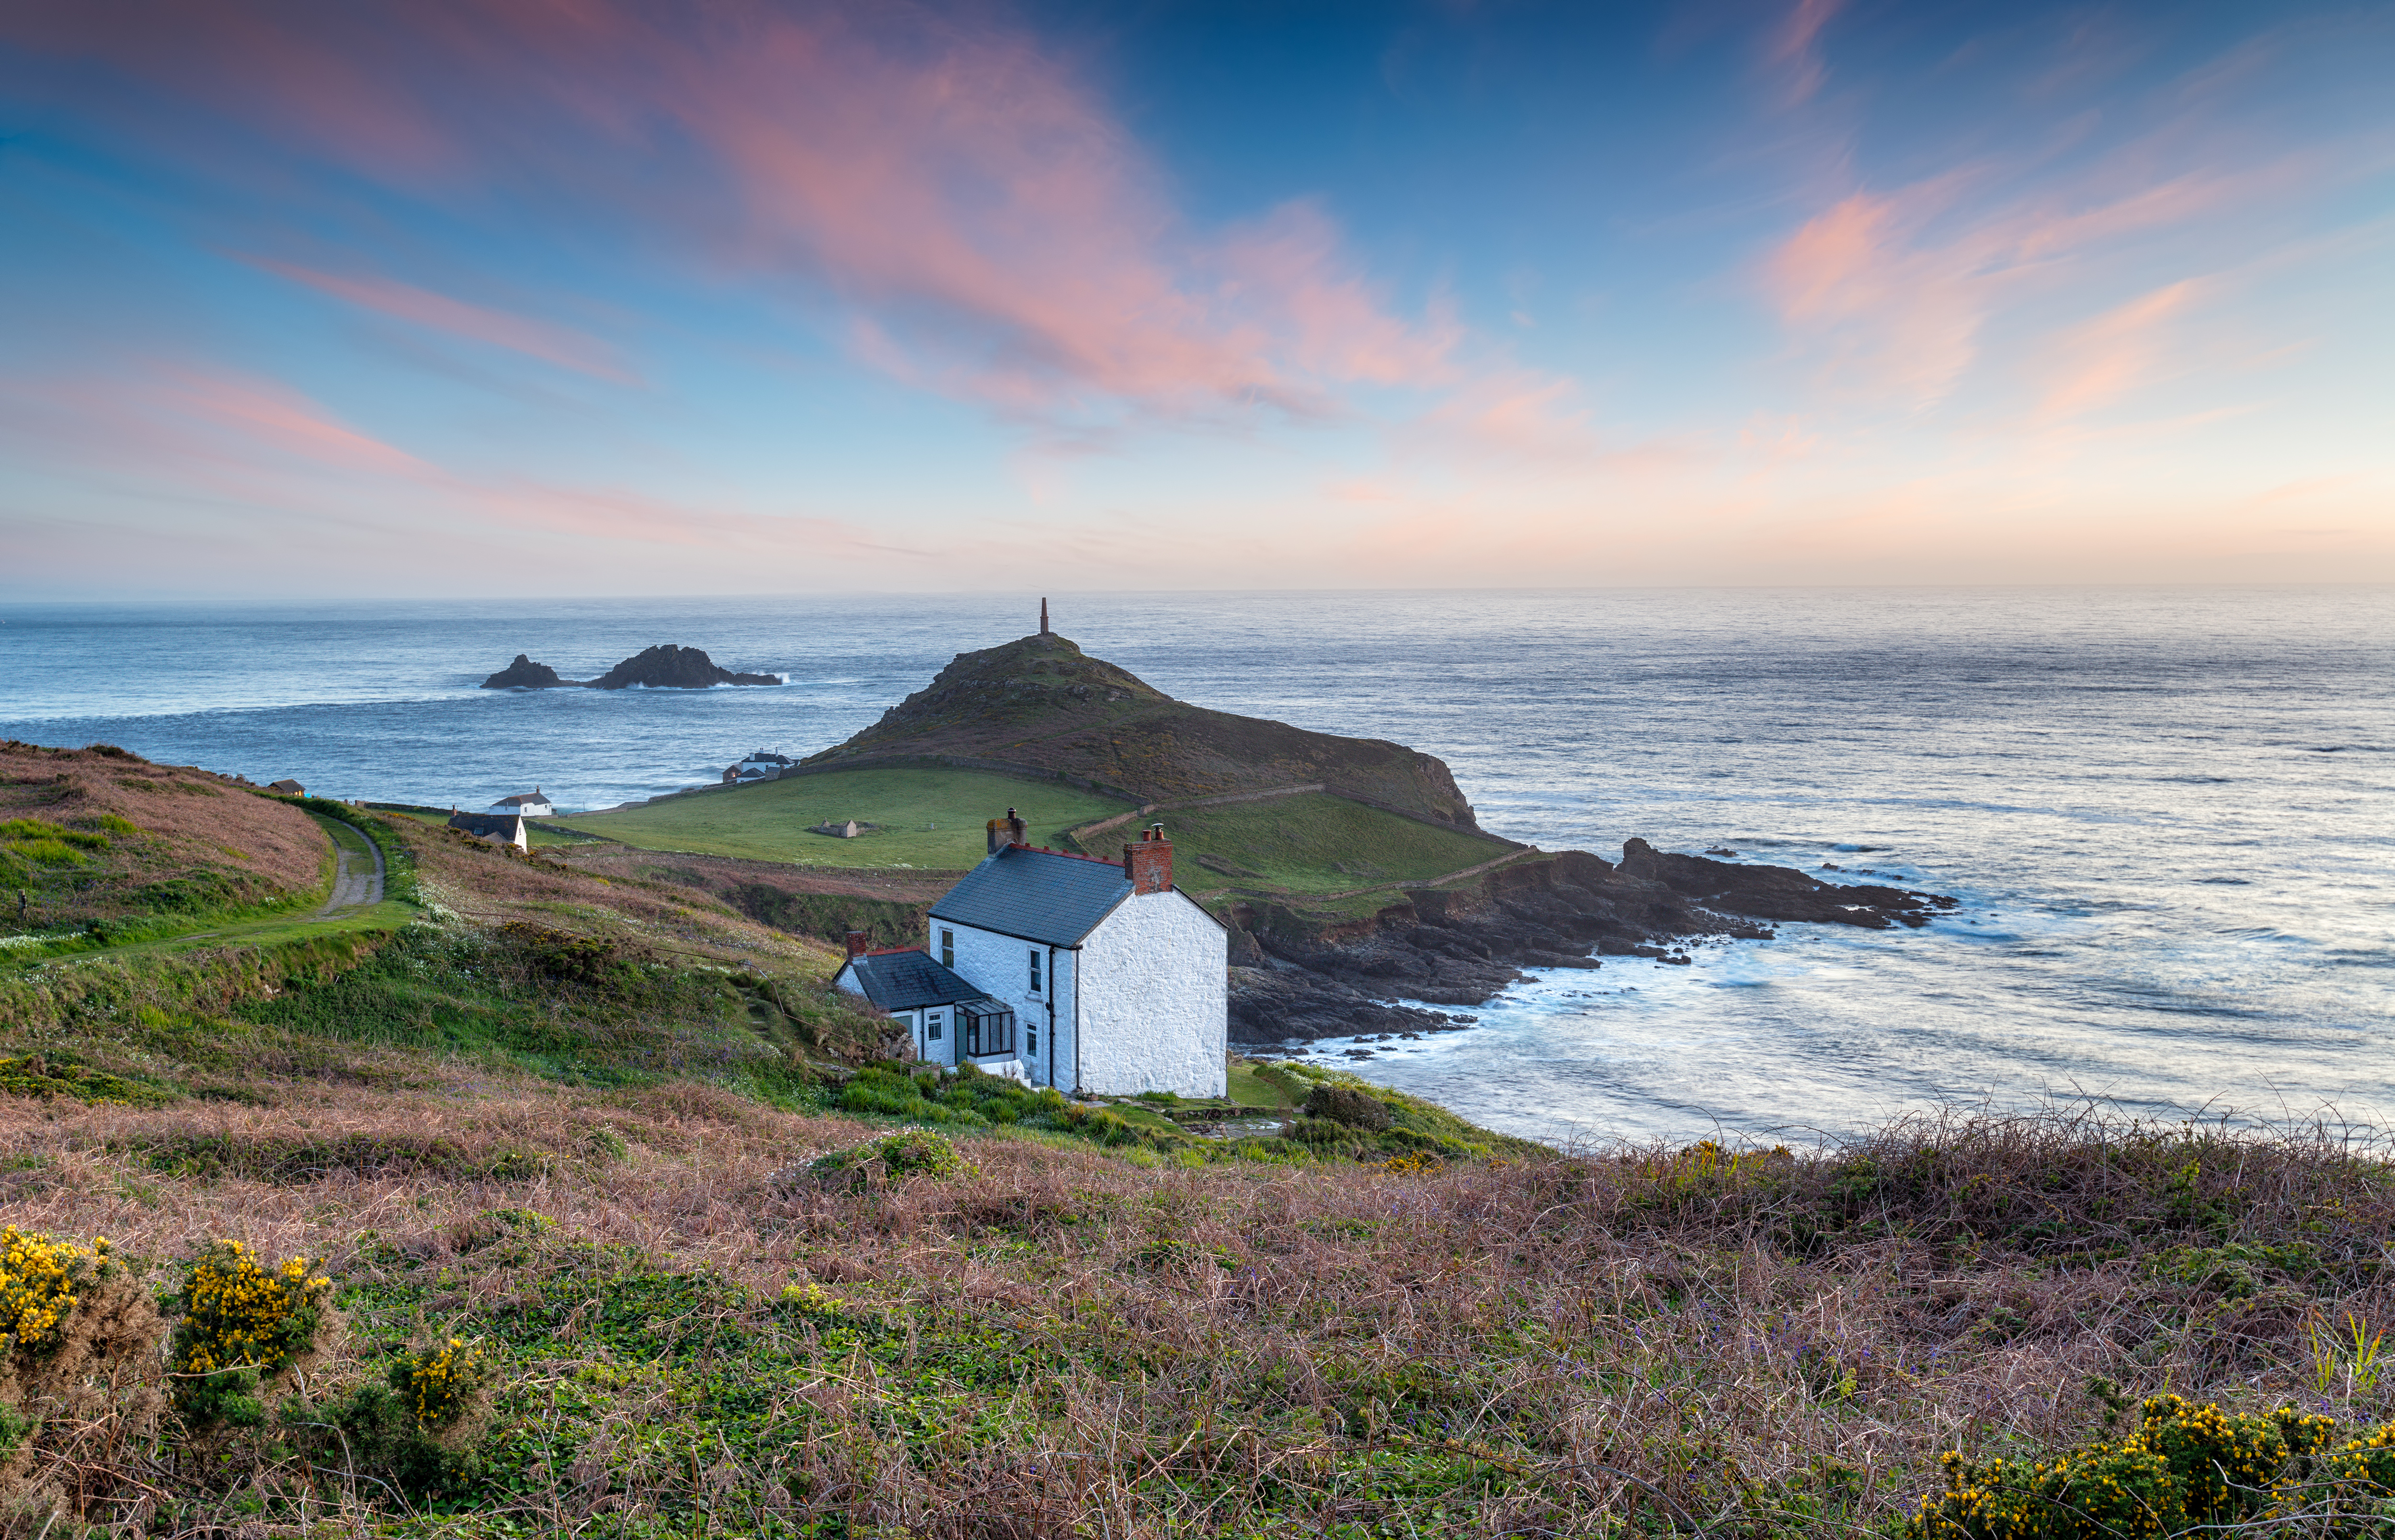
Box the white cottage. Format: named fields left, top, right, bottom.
left=834, top=810, right=1228, bottom=1097
left=490, top=787, right=556, bottom=817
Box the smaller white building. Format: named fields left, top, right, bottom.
left=835, top=811, right=1228, bottom=1097
left=723, top=750, right=798, bottom=785
left=447, top=809, right=529, bottom=852
left=490, top=787, right=556, bottom=817
left=832, top=946, right=1012, bottom=1076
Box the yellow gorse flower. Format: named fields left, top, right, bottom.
left=402, top=1336, right=488, bottom=1427
left=168, top=1239, right=334, bottom=1383
left=0, top=1225, right=110, bottom=1354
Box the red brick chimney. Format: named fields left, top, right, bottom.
left=986, top=807, right=1029, bottom=856
left=1123, top=823, right=1173, bottom=894
left=844, top=930, right=871, bottom=959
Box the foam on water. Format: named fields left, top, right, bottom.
left=2, top=586, right=2388, bottom=1142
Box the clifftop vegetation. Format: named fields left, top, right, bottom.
left=3, top=747, right=2388, bottom=1537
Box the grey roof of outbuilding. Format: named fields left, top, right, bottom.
left=840, top=950, right=982, bottom=1012
left=929, top=845, right=1134, bottom=946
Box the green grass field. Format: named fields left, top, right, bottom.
left=549, top=767, right=1132, bottom=869
left=1111, top=791, right=1514, bottom=895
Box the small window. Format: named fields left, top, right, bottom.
left=940, top=929, right=954, bottom=969
left=1026, top=1027, right=1038, bottom=1057
left=925, top=1011, right=943, bottom=1042
left=1028, top=948, right=1042, bottom=994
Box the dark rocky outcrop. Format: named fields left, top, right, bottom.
left=1617, top=838, right=1955, bottom=929
left=481, top=654, right=569, bottom=689
left=1225, top=843, right=1957, bottom=1044
left=589, top=645, right=779, bottom=690
left=805, top=631, right=1479, bottom=827
left=478, top=646, right=780, bottom=691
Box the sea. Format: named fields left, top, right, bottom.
left=3, top=588, right=2389, bottom=1149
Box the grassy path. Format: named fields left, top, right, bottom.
left=310, top=814, right=386, bottom=916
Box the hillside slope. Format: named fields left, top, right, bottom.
left=802, top=632, right=1481, bottom=828
left=0, top=745, right=2385, bottom=1538
left=2, top=741, right=330, bottom=933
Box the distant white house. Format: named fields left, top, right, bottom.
left=834, top=810, right=1227, bottom=1097
left=724, top=749, right=798, bottom=785
left=489, top=787, right=556, bottom=817
left=447, top=809, right=529, bottom=853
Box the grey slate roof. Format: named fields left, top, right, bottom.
left=841, top=950, right=982, bottom=1012
left=929, top=845, right=1133, bottom=947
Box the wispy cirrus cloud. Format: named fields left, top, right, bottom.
left=10, top=1, right=1485, bottom=434
left=245, top=260, right=639, bottom=385
left=0, top=360, right=888, bottom=562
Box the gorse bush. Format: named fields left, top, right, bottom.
left=0, top=1226, right=109, bottom=1354
left=1914, top=1395, right=2395, bottom=1540
left=166, top=1240, right=334, bottom=1427
left=0, top=1225, right=162, bottom=1513
left=394, top=1336, right=490, bottom=1429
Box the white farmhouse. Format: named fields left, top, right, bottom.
left=722, top=749, right=798, bottom=785
left=490, top=787, right=556, bottom=817
left=833, top=810, right=1227, bottom=1097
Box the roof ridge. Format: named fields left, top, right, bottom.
left=1013, top=842, right=1124, bottom=869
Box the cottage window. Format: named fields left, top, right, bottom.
left=925, top=1011, right=943, bottom=1042
left=1028, top=948, right=1042, bottom=993
left=1026, top=1027, right=1037, bottom=1057
left=940, top=929, right=955, bottom=969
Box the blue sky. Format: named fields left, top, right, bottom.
left=2, top=0, right=2389, bottom=596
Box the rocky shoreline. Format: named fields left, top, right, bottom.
left=1225, top=839, right=1955, bottom=1046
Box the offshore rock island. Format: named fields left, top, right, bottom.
left=481, top=643, right=781, bottom=690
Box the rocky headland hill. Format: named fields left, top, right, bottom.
left=780, top=631, right=1958, bottom=1047
left=802, top=632, right=1475, bottom=826
left=481, top=644, right=780, bottom=690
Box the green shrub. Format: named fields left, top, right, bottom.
left=2147, top=1241, right=2324, bottom=1299
left=314, top=1344, right=491, bottom=1498
left=808, top=1127, right=972, bottom=1185
left=1304, top=1083, right=1393, bottom=1131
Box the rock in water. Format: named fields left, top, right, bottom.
left=1616, top=838, right=1956, bottom=929
left=481, top=654, right=570, bottom=689
left=588, top=645, right=780, bottom=690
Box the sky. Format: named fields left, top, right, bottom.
left=2, top=0, right=2390, bottom=598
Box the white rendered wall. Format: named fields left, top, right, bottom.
left=1074, top=892, right=1227, bottom=1098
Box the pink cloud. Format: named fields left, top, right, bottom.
left=247, top=260, right=638, bottom=384
left=1766, top=0, right=1846, bottom=106
left=2035, top=279, right=2203, bottom=420
left=11, top=3, right=1474, bottom=431
left=0, top=360, right=901, bottom=564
